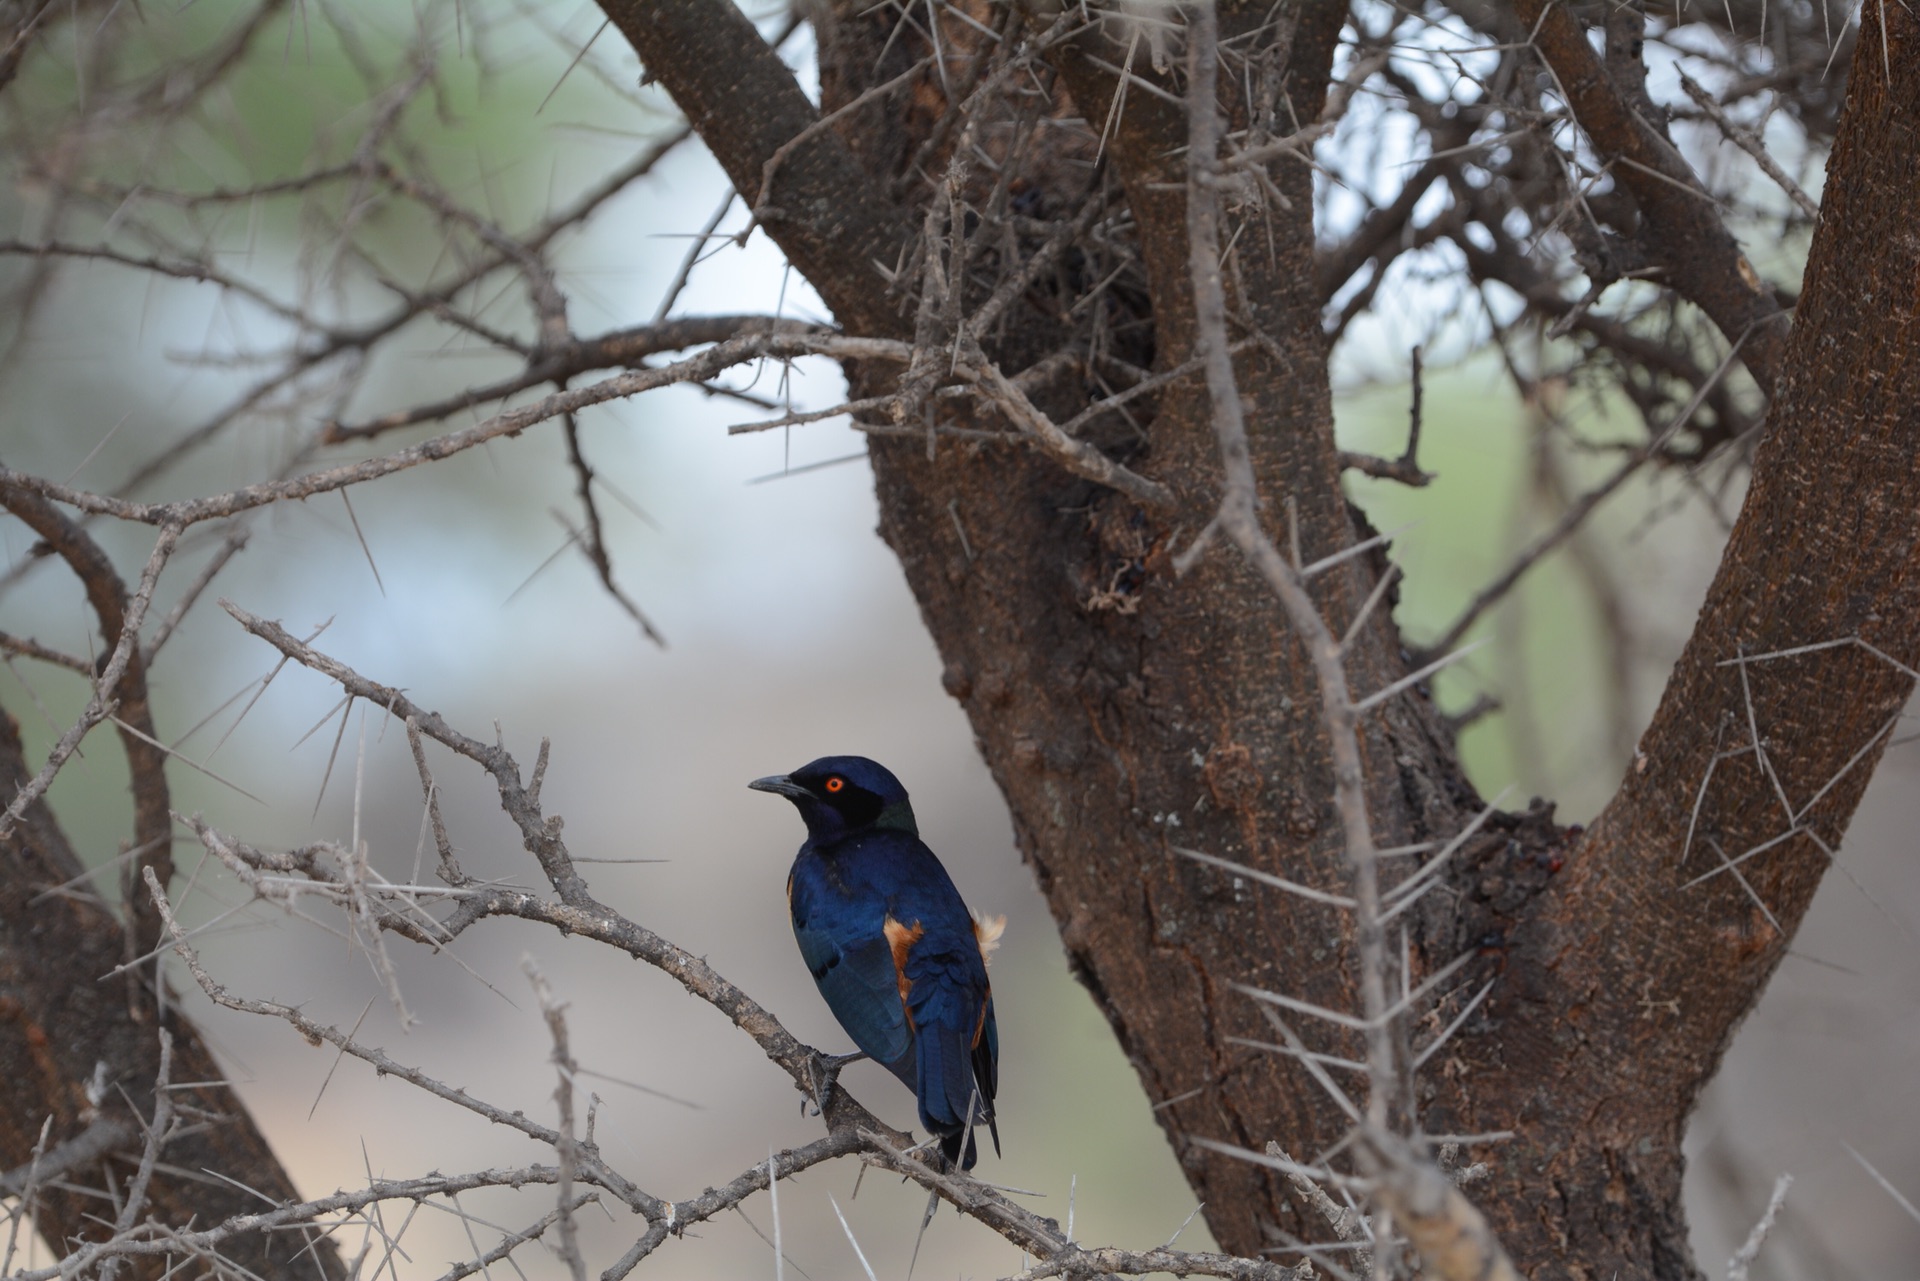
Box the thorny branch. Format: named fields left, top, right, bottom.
left=1511, top=0, right=1792, bottom=392
left=0, top=524, right=180, bottom=845
left=0, top=332, right=910, bottom=529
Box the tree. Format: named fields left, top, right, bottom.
left=1, top=0, right=1915, bottom=1278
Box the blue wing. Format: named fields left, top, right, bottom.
left=789, top=870, right=913, bottom=1080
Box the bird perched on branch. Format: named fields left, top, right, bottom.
left=751, top=755, right=1001, bottom=1170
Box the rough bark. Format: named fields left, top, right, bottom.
left=608, top=1, right=1920, bottom=1276
left=0, top=711, right=344, bottom=1279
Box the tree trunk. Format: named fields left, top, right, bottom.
left=607, top=1, right=1920, bottom=1275
left=819, top=3, right=1484, bottom=1252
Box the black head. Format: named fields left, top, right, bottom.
left=749, top=755, right=918, bottom=841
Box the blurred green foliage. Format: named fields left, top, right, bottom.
left=1338, top=362, right=1728, bottom=821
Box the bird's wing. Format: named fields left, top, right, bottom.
left=790, top=873, right=914, bottom=1075
left=975, top=998, right=1006, bottom=1106
left=975, top=993, right=1000, bottom=1155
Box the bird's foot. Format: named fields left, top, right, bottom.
left=802, top=1050, right=866, bottom=1117
left=900, top=1135, right=946, bottom=1169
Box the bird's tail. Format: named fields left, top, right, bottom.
left=937, top=1126, right=975, bottom=1171
left=918, top=1024, right=994, bottom=1171
left=932, top=1082, right=991, bottom=1170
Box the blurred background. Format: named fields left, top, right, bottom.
left=1, top=2, right=1915, bottom=1277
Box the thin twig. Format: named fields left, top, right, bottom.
left=523, top=958, right=588, bottom=1281
left=1677, top=73, right=1821, bottom=220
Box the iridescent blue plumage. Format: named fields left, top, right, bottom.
left=751, top=755, right=1000, bottom=1169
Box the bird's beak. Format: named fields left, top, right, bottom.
left=748, top=774, right=810, bottom=800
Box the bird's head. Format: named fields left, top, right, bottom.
left=749, top=755, right=918, bottom=840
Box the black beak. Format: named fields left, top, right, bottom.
left=749, top=774, right=810, bottom=801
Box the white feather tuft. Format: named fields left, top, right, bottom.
left=972, top=911, right=1007, bottom=963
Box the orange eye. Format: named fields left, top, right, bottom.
left=825, top=777, right=846, bottom=793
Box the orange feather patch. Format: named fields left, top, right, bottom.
left=883, top=915, right=925, bottom=1027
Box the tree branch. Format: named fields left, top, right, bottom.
left=1512, top=0, right=1791, bottom=392
left=594, top=0, right=912, bottom=337
left=0, top=332, right=910, bottom=527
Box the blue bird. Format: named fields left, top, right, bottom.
left=751, top=755, right=1001, bottom=1170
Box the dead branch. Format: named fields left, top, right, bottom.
left=0, top=332, right=910, bottom=528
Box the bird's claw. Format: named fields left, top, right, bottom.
left=802, top=1049, right=866, bottom=1117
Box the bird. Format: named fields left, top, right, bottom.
left=750, top=755, right=1001, bottom=1170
